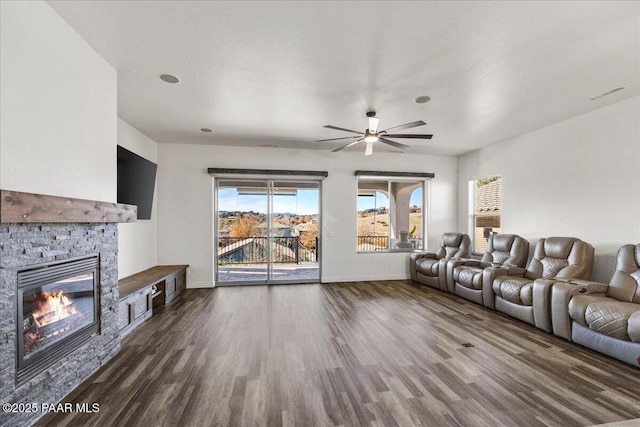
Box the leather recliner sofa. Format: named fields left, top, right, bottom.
left=410, top=233, right=471, bottom=291
left=483, top=237, right=594, bottom=332
left=446, top=234, right=529, bottom=306
left=550, top=244, right=640, bottom=367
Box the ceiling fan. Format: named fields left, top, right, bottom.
left=317, top=111, right=432, bottom=156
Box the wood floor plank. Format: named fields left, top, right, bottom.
left=36, top=280, right=640, bottom=426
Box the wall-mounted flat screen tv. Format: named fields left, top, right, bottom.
left=117, top=145, right=157, bottom=220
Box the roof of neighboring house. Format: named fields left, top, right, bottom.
left=294, top=222, right=318, bottom=232
left=476, top=179, right=501, bottom=213
left=257, top=222, right=290, bottom=229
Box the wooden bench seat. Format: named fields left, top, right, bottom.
left=118, top=265, right=188, bottom=337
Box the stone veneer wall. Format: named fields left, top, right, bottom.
left=0, top=223, right=120, bottom=427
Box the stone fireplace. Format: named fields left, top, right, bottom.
left=16, top=255, right=100, bottom=386
left=0, top=190, right=135, bottom=426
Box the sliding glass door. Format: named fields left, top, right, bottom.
left=215, top=179, right=320, bottom=285
left=270, top=181, right=320, bottom=283
left=217, top=180, right=269, bottom=282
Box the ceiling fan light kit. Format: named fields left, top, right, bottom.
left=318, top=111, right=433, bottom=156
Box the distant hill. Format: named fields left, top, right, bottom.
left=357, top=212, right=422, bottom=237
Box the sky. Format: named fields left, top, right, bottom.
left=218, top=186, right=422, bottom=214
left=218, top=187, right=319, bottom=215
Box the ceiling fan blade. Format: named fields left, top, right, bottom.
left=365, top=140, right=374, bottom=156
left=380, top=120, right=426, bottom=133
left=382, top=133, right=433, bottom=139
left=368, top=116, right=379, bottom=133
left=323, top=125, right=363, bottom=134
left=316, top=135, right=361, bottom=142
left=379, top=137, right=410, bottom=149
left=332, top=139, right=363, bottom=152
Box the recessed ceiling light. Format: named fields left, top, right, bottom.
left=590, top=87, right=624, bottom=101
left=200, top=128, right=212, bottom=133
left=159, top=74, right=180, bottom=84
left=414, top=95, right=431, bottom=104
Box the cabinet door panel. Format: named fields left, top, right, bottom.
left=133, top=289, right=151, bottom=319
left=118, top=300, right=130, bottom=330
left=166, top=277, right=177, bottom=296
left=177, top=272, right=186, bottom=292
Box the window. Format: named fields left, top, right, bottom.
left=469, top=175, right=501, bottom=252
left=356, top=177, right=428, bottom=252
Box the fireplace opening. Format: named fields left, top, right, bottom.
left=16, top=255, right=100, bottom=386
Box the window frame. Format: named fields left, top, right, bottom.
left=468, top=174, right=501, bottom=254
left=356, top=174, right=431, bottom=253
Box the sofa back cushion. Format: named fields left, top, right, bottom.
left=607, top=244, right=640, bottom=303
left=480, top=234, right=529, bottom=267
left=436, top=233, right=471, bottom=259
left=525, top=237, right=594, bottom=280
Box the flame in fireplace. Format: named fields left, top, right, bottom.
left=19, top=264, right=97, bottom=373
left=24, top=290, right=84, bottom=354
left=32, top=290, right=78, bottom=328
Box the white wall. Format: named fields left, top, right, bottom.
left=0, top=2, right=158, bottom=280
left=157, top=145, right=458, bottom=287
left=457, top=96, right=640, bottom=283
left=117, top=118, right=159, bottom=279
left=0, top=1, right=117, bottom=202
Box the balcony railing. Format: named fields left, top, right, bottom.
left=218, top=236, right=317, bottom=265
left=357, top=235, right=389, bottom=251
left=357, top=235, right=423, bottom=251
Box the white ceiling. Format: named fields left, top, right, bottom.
left=47, top=1, right=639, bottom=156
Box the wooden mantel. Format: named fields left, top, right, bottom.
left=0, top=190, right=137, bottom=223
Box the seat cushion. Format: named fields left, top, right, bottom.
left=453, top=265, right=483, bottom=290
left=416, top=258, right=439, bottom=277
left=493, top=275, right=533, bottom=306
left=569, top=295, right=640, bottom=342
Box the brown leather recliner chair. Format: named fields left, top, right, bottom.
left=483, top=237, right=594, bottom=332
left=551, top=244, right=640, bottom=367
left=410, top=232, right=471, bottom=291
left=446, top=234, right=529, bottom=306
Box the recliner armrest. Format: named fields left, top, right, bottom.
left=532, top=278, right=557, bottom=333
left=550, top=280, right=608, bottom=341
left=445, top=258, right=466, bottom=293
left=482, top=266, right=506, bottom=309
left=410, top=251, right=436, bottom=262
left=567, top=279, right=609, bottom=291
left=447, top=259, right=464, bottom=269
left=503, top=266, right=526, bottom=276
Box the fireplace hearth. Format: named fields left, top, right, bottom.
left=16, top=255, right=100, bottom=386
left=0, top=191, right=134, bottom=426
left=0, top=222, right=121, bottom=427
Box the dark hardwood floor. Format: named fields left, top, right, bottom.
left=37, top=280, right=640, bottom=426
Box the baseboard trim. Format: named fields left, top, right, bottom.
left=195, top=277, right=412, bottom=286
left=321, top=274, right=410, bottom=283
left=187, top=281, right=215, bottom=289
